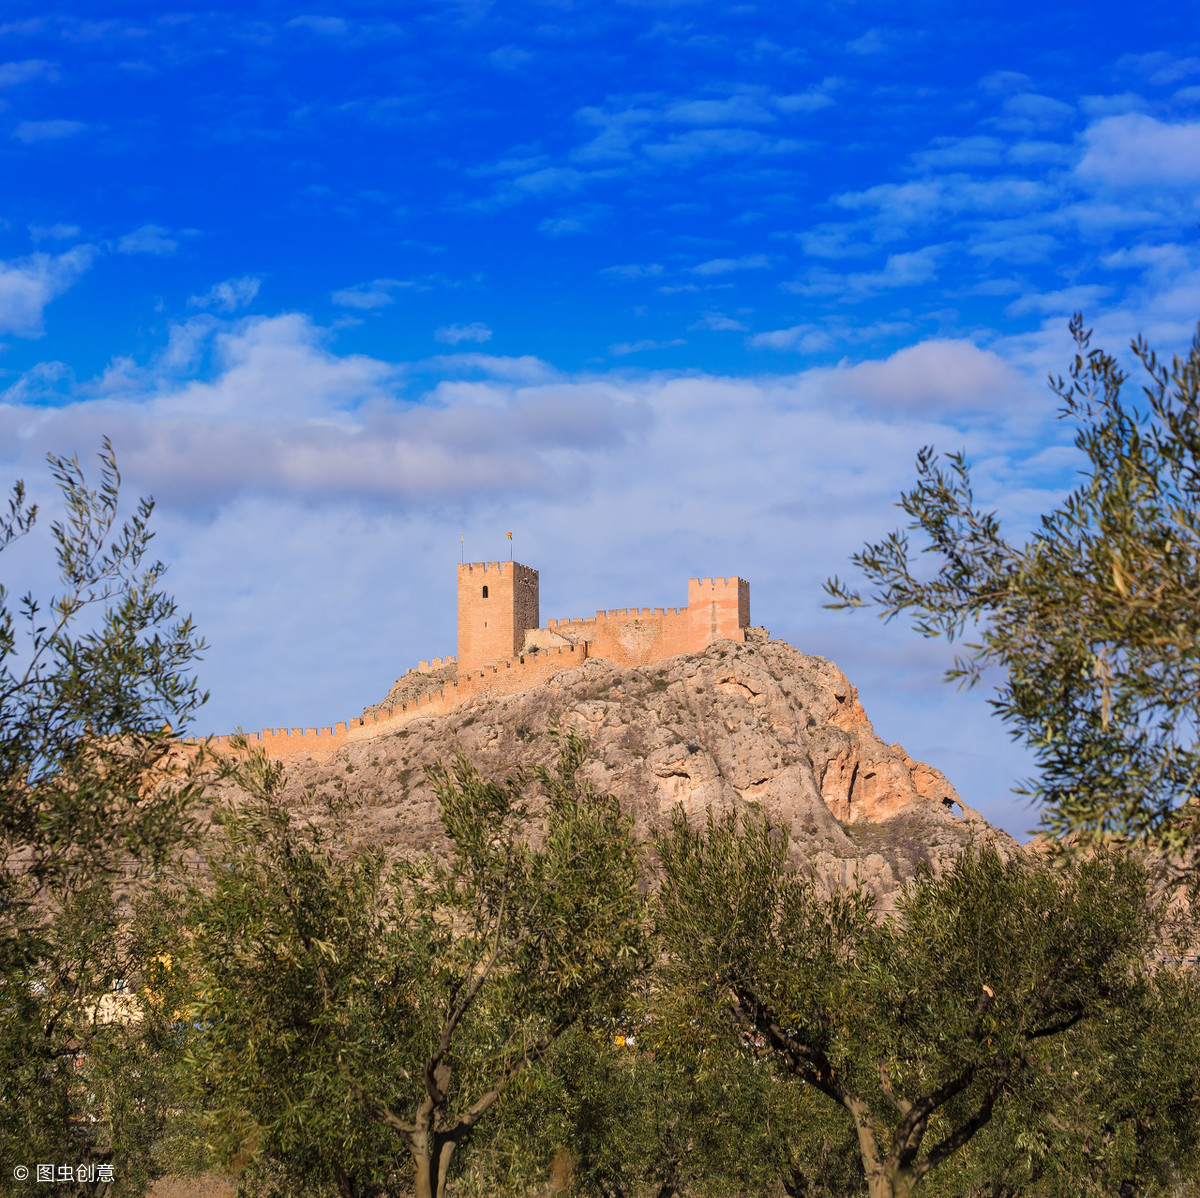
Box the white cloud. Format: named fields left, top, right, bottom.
left=1118, top=52, right=1200, bottom=86
left=911, top=136, right=1008, bottom=170
left=835, top=176, right=1052, bottom=224
left=570, top=91, right=817, bottom=173
left=1077, top=114, right=1200, bottom=187
left=600, top=263, right=665, bottom=279
left=331, top=278, right=411, bottom=309
left=503, top=165, right=590, bottom=199
left=1079, top=93, right=1149, bottom=117
left=785, top=246, right=942, bottom=297
left=13, top=119, right=86, bottom=143
left=534, top=202, right=609, bottom=238
left=156, top=316, right=219, bottom=373
left=966, top=231, right=1059, bottom=264
left=189, top=276, right=260, bottom=313
left=990, top=92, right=1074, bottom=132
left=665, top=95, right=776, bottom=126
left=790, top=224, right=874, bottom=260
left=750, top=318, right=919, bottom=354
left=827, top=339, right=1031, bottom=414
left=0, top=246, right=95, bottom=336
left=0, top=319, right=1061, bottom=834
left=417, top=353, right=557, bottom=384
left=691, top=254, right=771, bottom=276
left=0, top=319, right=600, bottom=508
left=846, top=28, right=888, bottom=55
left=435, top=322, right=493, bottom=345
left=465, top=83, right=833, bottom=216
left=642, top=127, right=804, bottom=165
left=691, top=312, right=748, bottom=332
left=774, top=88, right=836, bottom=114
left=572, top=105, right=657, bottom=165
left=286, top=15, right=350, bottom=35
left=0, top=59, right=54, bottom=87
left=489, top=45, right=534, bottom=71
left=468, top=154, right=549, bottom=180
left=1006, top=140, right=1074, bottom=167
left=750, top=324, right=831, bottom=352
left=1005, top=284, right=1113, bottom=317
left=608, top=338, right=687, bottom=355
left=979, top=71, right=1034, bottom=94
left=538, top=215, right=585, bottom=236
left=116, top=224, right=177, bottom=255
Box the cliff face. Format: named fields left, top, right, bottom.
left=282, top=636, right=1015, bottom=905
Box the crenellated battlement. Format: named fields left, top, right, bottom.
left=546, top=605, right=684, bottom=628
left=190, top=643, right=590, bottom=762
left=200, top=562, right=749, bottom=763
left=412, top=656, right=456, bottom=674
left=460, top=561, right=511, bottom=574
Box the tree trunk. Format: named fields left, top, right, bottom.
left=435, top=1139, right=456, bottom=1198
left=847, top=1099, right=916, bottom=1198
left=411, top=1134, right=456, bottom=1198
left=413, top=1150, right=434, bottom=1198
left=866, top=1167, right=915, bottom=1198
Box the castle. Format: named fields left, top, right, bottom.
left=456, top=561, right=749, bottom=672
left=192, top=562, right=750, bottom=761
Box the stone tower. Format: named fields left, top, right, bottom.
left=457, top=561, right=540, bottom=674
left=686, top=576, right=751, bottom=652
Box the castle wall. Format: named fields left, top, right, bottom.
left=547, top=607, right=691, bottom=668
left=544, top=577, right=749, bottom=668
left=190, top=643, right=588, bottom=763
left=457, top=561, right=540, bottom=674
left=197, top=569, right=750, bottom=765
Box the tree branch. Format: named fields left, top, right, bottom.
left=729, top=985, right=849, bottom=1108
left=1026, top=1009, right=1086, bottom=1040
left=912, top=1074, right=1006, bottom=1180
left=425, top=889, right=509, bottom=1105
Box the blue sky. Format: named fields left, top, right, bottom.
left=2, top=2, right=1199, bottom=836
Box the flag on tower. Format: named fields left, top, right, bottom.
left=506, top=531, right=512, bottom=560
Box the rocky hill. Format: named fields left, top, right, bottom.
left=277, top=634, right=1016, bottom=905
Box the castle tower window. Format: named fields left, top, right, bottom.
left=482, top=585, right=488, bottom=598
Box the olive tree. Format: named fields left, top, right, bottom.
left=656, top=808, right=1156, bottom=1198
left=182, top=732, right=648, bottom=1198
left=908, top=955, right=1200, bottom=1198
left=0, top=441, right=207, bottom=1191
left=826, top=317, right=1200, bottom=849
left=458, top=989, right=864, bottom=1198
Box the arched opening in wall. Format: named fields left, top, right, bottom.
left=482, top=585, right=489, bottom=598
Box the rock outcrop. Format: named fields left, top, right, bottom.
left=364, top=659, right=459, bottom=719
left=279, top=636, right=1014, bottom=905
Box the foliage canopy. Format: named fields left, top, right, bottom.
left=656, top=807, right=1159, bottom=1198
left=0, top=442, right=206, bottom=1191
left=181, top=731, right=648, bottom=1198
left=827, top=318, right=1200, bottom=848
